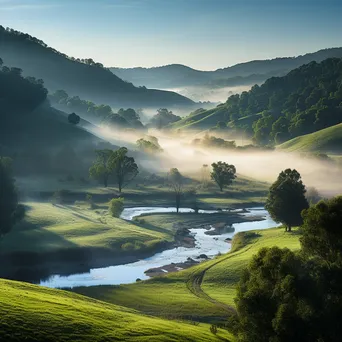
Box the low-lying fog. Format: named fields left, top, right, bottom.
left=161, top=85, right=253, bottom=103
left=89, top=125, right=342, bottom=198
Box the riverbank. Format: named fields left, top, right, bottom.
left=0, top=202, right=264, bottom=284
left=72, top=226, right=299, bottom=323
left=39, top=208, right=275, bottom=288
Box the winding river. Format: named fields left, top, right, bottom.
left=40, top=207, right=278, bottom=288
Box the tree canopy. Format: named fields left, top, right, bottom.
left=89, top=149, right=114, bottom=187
left=0, top=59, right=47, bottom=112
left=301, top=196, right=342, bottom=265
left=148, top=108, right=181, bottom=129
left=109, top=147, right=139, bottom=193
left=210, top=162, right=236, bottom=191
left=265, top=169, right=309, bottom=231
left=68, top=112, right=80, bottom=125
left=232, top=196, right=342, bottom=342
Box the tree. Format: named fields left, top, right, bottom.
left=109, top=147, right=138, bottom=193
left=68, top=112, right=80, bottom=125
left=168, top=168, right=184, bottom=213
left=89, top=149, right=113, bottom=187
left=0, top=157, right=23, bottom=237
left=301, top=196, right=342, bottom=266
left=109, top=197, right=124, bottom=218
left=265, top=169, right=309, bottom=232
left=149, top=108, right=181, bottom=129
left=136, top=136, right=163, bottom=153
left=210, top=161, right=236, bottom=191
left=231, top=247, right=317, bottom=342
left=118, top=108, right=140, bottom=122
left=52, top=89, right=69, bottom=103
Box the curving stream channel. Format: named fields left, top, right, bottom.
left=40, top=207, right=278, bottom=288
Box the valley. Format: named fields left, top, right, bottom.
left=1, top=4, right=342, bottom=341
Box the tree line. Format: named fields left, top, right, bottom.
left=0, top=58, right=47, bottom=112
left=0, top=26, right=106, bottom=69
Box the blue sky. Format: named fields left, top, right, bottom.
left=0, top=0, right=341, bottom=70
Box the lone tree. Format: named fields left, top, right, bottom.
left=68, top=112, right=80, bottom=125
left=89, top=149, right=113, bottom=187
left=0, top=157, right=24, bottom=237
left=109, top=147, right=139, bottom=193
left=211, top=161, right=236, bottom=191
left=265, top=168, right=308, bottom=232
left=168, top=168, right=184, bottom=213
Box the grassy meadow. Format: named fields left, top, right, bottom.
left=73, top=226, right=301, bottom=322
left=0, top=279, right=232, bottom=342
left=277, top=122, right=342, bottom=153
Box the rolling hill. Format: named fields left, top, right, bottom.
left=277, top=123, right=342, bottom=153
left=168, top=57, right=342, bottom=147
left=111, top=47, right=342, bottom=89
left=0, top=278, right=230, bottom=342
left=0, top=26, right=194, bottom=109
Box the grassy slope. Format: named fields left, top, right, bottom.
left=278, top=123, right=342, bottom=153
left=1, top=202, right=172, bottom=255
left=168, top=106, right=228, bottom=131
left=0, top=279, right=231, bottom=342
left=200, top=228, right=301, bottom=306
left=167, top=108, right=261, bottom=133
left=74, top=227, right=300, bottom=322
left=227, top=113, right=262, bottom=128
left=3, top=175, right=267, bottom=258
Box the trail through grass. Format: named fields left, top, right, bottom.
left=74, top=227, right=301, bottom=322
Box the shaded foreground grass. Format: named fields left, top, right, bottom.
left=0, top=279, right=232, bottom=342
left=74, top=227, right=301, bottom=323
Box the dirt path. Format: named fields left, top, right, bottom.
left=186, top=245, right=254, bottom=313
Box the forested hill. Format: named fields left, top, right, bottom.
left=0, top=58, right=104, bottom=175
left=111, top=48, right=342, bottom=89
left=171, top=58, right=342, bottom=147
left=0, top=27, right=194, bottom=109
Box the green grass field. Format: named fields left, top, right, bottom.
left=0, top=279, right=232, bottom=342
left=2, top=172, right=267, bottom=257
left=1, top=202, right=172, bottom=255
left=17, top=173, right=268, bottom=209
left=278, top=123, right=342, bottom=153
left=74, top=227, right=301, bottom=323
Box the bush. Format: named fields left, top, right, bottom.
left=210, top=325, right=217, bottom=335
left=109, top=197, right=124, bottom=218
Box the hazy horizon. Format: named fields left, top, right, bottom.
left=1, top=0, right=342, bottom=70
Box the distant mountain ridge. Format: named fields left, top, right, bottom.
left=111, top=48, right=342, bottom=89
left=0, top=27, right=194, bottom=109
